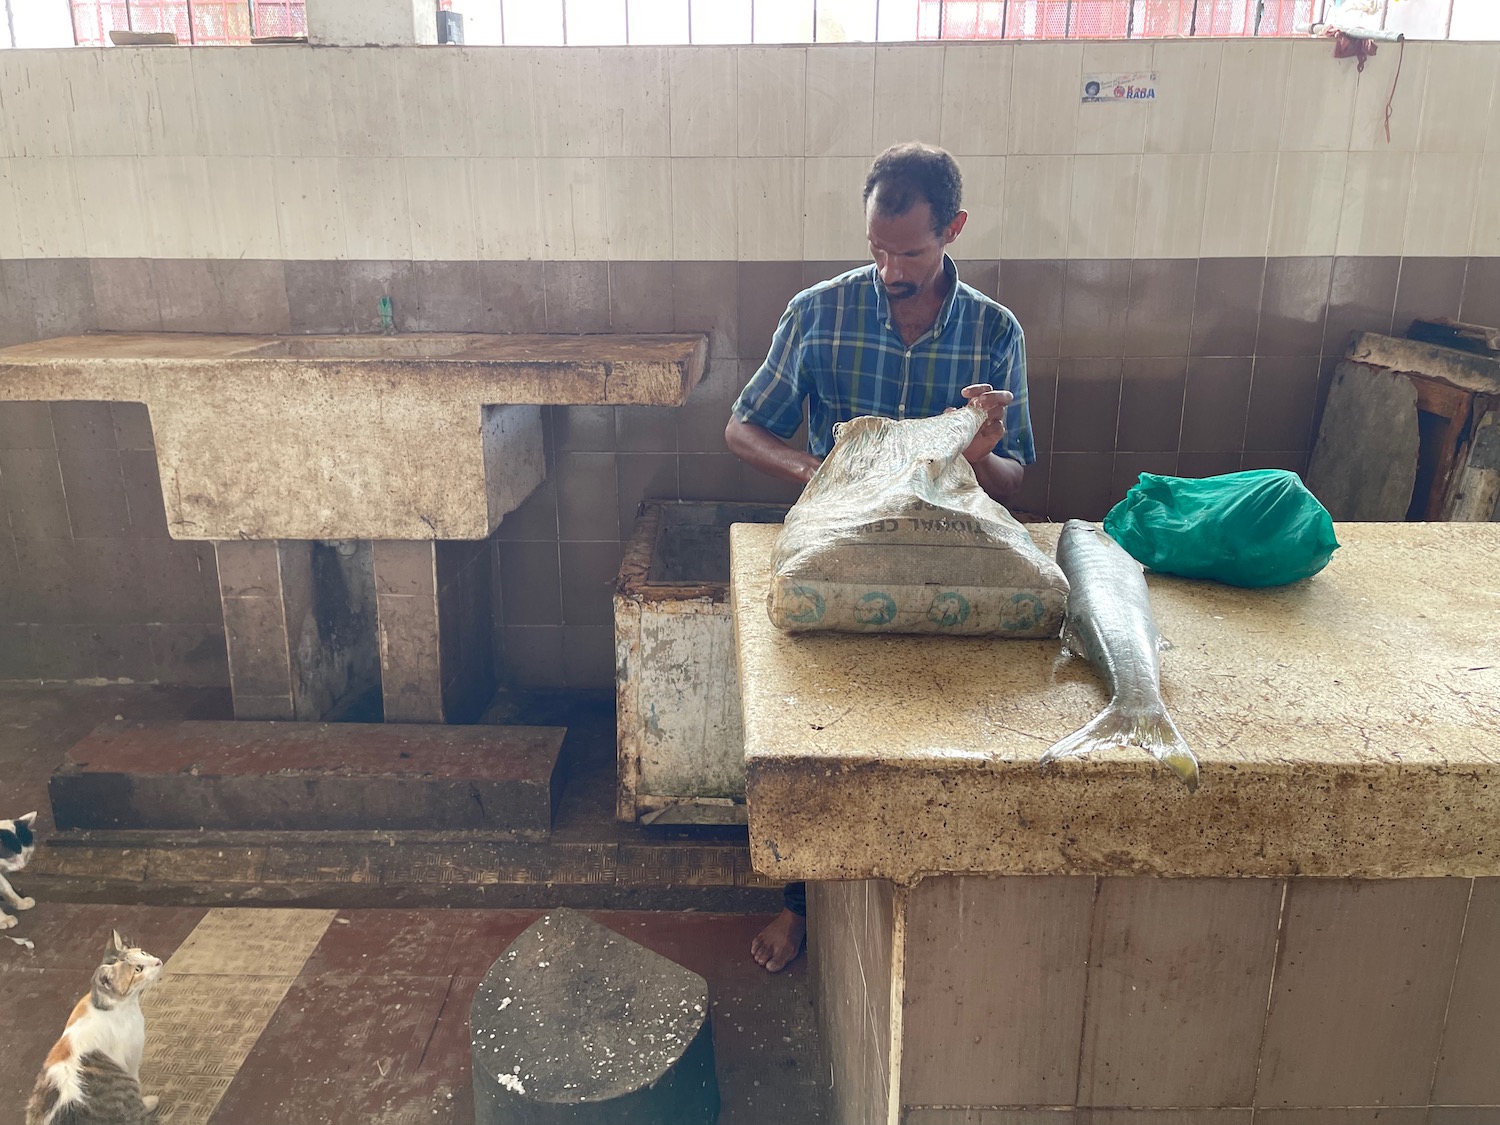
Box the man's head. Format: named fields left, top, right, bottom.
left=863, top=143, right=967, bottom=303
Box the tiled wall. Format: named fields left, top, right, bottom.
left=898, top=874, right=1500, bottom=1122
left=2, top=38, right=1500, bottom=689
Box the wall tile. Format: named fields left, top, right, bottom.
left=395, top=49, right=476, bottom=160
left=1124, top=259, right=1196, bottom=358
left=322, top=48, right=402, bottom=158
left=676, top=361, right=743, bottom=454
left=215, top=541, right=282, bottom=599
left=533, top=48, right=606, bottom=158
left=0, top=165, right=23, bottom=261
left=737, top=158, right=805, bottom=261
left=148, top=623, right=229, bottom=687
left=1404, top=152, right=1480, bottom=257
left=1213, top=41, right=1292, bottom=153
left=670, top=47, right=738, bottom=158
left=617, top=453, right=679, bottom=536
left=1200, top=153, right=1276, bottom=258
left=1257, top=879, right=1469, bottom=1108
left=1024, top=357, right=1058, bottom=456
left=399, top=261, right=484, bottom=333
left=671, top=158, right=738, bottom=260
left=805, top=46, right=875, bottom=158
left=26, top=259, right=95, bottom=340
left=476, top=260, right=548, bottom=333
left=1246, top=356, right=1320, bottom=453
left=1181, top=357, right=1253, bottom=454
left=470, top=158, right=542, bottom=260
left=542, top=261, right=610, bottom=334
left=605, top=158, right=673, bottom=260
left=559, top=540, right=622, bottom=627
left=738, top=261, right=806, bottom=363
left=677, top=453, right=742, bottom=502
left=1048, top=452, right=1114, bottom=520
left=494, top=541, right=561, bottom=626
left=1002, top=157, right=1073, bottom=260
left=1069, top=155, right=1140, bottom=260
left=76, top=155, right=148, bottom=258
left=1459, top=257, right=1500, bottom=329
left=150, top=260, right=218, bottom=333
left=536, top=158, right=610, bottom=260
left=111, top=404, right=154, bottom=453
left=1350, top=41, right=1428, bottom=152
left=941, top=45, right=1011, bottom=157
left=615, top=404, right=677, bottom=453
left=1258, top=257, right=1332, bottom=357
left=1280, top=41, right=1357, bottom=152
left=902, top=875, right=1094, bottom=1107
left=1323, top=256, right=1399, bottom=356
left=1177, top=451, right=1243, bottom=478
left=873, top=46, right=944, bottom=152
left=608, top=262, right=675, bottom=334
left=0, top=403, right=56, bottom=451
left=1054, top=359, right=1123, bottom=453
left=1061, top=259, right=1131, bottom=359
left=1190, top=258, right=1265, bottom=358
left=1417, top=42, right=1500, bottom=154
left=673, top=260, right=740, bottom=359
left=406, top=158, right=478, bottom=261
left=1268, top=152, right=1347, bottom=258
left=377, top=591, right=444, bottom=723
left=803, top=156, right=869, bottom=261
left=1, top=449, right=71, bottom=540
left=1010, top=42, right=1082, bottom=156
left=1239, top=450, right=1309, bottom=476
left=142, top=156, right=218, bottom=261
left=500, top=625, right=564, bottom=688
left=1147, top=39, right=1223, bottom=154
left=210, top=260, right=291, bottom=335
left=1432, top=879, right=1500, bottom=1104
left=1134, top=153, right=1209, bottom=260
left=1472, top=153, right=1500, bottom=255
left=1010, top=456, right=1049, bottom=516
left=1392, top=256, right=1467, bottom=335
left=86, top=259, right=160, bottom=334
left=220, top=595, right=292, bottom=698
left=562, top=624, right=614, bottom=690
left=736, top=47, right=806, bottom=158
left=372, top=541, right=436, bottom=598
left=53, top=421, right=130, bottom=541
left=995, top=260, right=1062, bottom=357
left=554, top=407, right=615, bottom=455
left=1076, top=42, right=1154, bottom=155
left=555, top=451, right=620, bottom=541
left=462, top=49, right=538, bottom=158
left=1, top=52, right=73, bottom=157
left=1336, top=151, right=1413, bottom=257
left=272, top=157, right=344, bottom=261
left=493, top=477, right=558, bottom=543
left=61, top=50, right=150, bottom=158
left=1078, top=878, right=1281, bottom=1108
left=1117, top=358, right=1187, bottom=453
left=207, top=156, right=282, bottom=259
left=10, top=159, right=86, bottom=258
left=601, top=49, right=671, bottom=158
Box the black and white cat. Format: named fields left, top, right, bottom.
left=1, top=811, right=39, bottom=929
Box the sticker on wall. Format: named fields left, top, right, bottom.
left=1082, top=72, right=1158, bottom=103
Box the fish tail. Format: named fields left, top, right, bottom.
left=1042, top=704, right=1200, bottom=792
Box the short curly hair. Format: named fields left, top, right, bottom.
left=863, top=143, right=964, bottom=236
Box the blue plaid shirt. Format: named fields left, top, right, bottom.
left=732, top=256, right=1033, bottom=463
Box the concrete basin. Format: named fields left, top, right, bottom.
left=0, top=331, right=706, bottom=540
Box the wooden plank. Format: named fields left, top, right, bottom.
left=1306, top=360, right=1421, bottom=520
left=1447, top=407, right=1500, bottom=522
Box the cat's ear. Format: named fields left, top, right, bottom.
left=18, top=812, right=37, bottom=826
left=111, top=929, right=126, bottom=954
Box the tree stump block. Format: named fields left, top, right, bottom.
left=470, top=908, right=718, bottom=1124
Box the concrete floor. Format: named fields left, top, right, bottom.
left=0, top=683, right=828, bottom=1123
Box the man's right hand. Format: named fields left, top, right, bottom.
left=724, top=417, right=821, bottom=486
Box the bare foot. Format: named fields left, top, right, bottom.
left=751, top=908, right=806, bottom=973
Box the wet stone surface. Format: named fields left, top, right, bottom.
left=471, top=907, right=718, bottom=1124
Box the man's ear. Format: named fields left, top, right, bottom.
left=943, top=210, right=969, bottom=244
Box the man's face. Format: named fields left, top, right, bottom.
left=865, top=193, right=965, bottom=303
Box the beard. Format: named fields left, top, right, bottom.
left=885, top=281, right=919, bottom=301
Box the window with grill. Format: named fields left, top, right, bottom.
left=67, top=0, right=306, bottom=45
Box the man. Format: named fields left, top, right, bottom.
left=725, top=142, right=1034, bottom=973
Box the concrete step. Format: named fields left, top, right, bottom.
left=48, top=719, right=564, bottom=836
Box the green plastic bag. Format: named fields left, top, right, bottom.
left=1102, top=470, right=1339, bottom=588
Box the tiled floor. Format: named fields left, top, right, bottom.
left=2, top=903, right=826, bottom=1124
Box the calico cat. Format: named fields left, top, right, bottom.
left=0, top=810, right=37, bottom=929
left=26, top=930, right=164, bottom=1125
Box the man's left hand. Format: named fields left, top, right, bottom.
left=958, top=383, right=1011, bottom=464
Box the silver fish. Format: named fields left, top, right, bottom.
left=1041, top=520, right=1199, bottom=790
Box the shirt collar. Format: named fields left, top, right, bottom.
left=873, top=254, right=963, bottom=339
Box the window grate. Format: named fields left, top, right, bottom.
left=69, top=0, right=305, bottom=44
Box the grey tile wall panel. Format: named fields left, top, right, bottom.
left=0, top=403, right=57, bottom=450
left=1025, top=356, right=1059, bottom=456
left=1323, top=256, right=1400, bottom=357
left=555, top=451, right=621, bottom=541
left=494, top=478, right=560, bottom=543
left=902, top=875, right=1093, bottom=1108
left=1257, top=257, right=1332, bottom=357
left=737, top=261, right=803, bottom=362
left=401, top=261, right=484, bottom=332
left=1124, top=259, right=1197, bottom=358
left=1062, top=260, right=1132, bottom=358
left=477, top=260, right=548, bottom=333
left=1, top=448, right=72, bottom=539
left=1246, top=356, right=1320, bottom=452
left=1255, top=878, right=1468, bottom=1109
left=673, top=261, right=740, bottom=359
left=147, top=623, right=230, bottom=687
left=1180, top=357, right=1253, bottom=453
left=1392, top=256, right=1467, bottom=336
left=494, top=541, right=561, bottom=626
left=1000, top=259, right=1065, bottom=358
left=1459, top=257, right=1500, bottom=328
left=1116, top=358, right=1187, bottom=453
left=1054, top=358, right=1123, bottom=453
left=1190, top=258, right=1266, bottom=358
left=90, top=259, right=164, bottom=333
left=542, top=261, right=610, bottom=333
left=110, top=403, right=155, bottom=451
left=500, top=625, right=565, bottom=687
left=562, top=623, right=613, bottom=689
left=1432, top=878, right=1500, bottom=1105
left=1110, top=451, right=1177, bottom=505
left=559, top=540, right=622, bottom=628
left=26, top=259, right=96, bottom=338
left=614, top=403, right=678, bottom=453
left=1047, top=452, right=1115, bottom=521
left=210, top=260, right=291, bottom=334
left=607, top=261, right=675, bottom=333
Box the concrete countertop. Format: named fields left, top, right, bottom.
left=730, top=522, right=1500, bottom=883
left=0, top=332, right=706, bottom=540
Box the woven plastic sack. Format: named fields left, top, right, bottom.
left=1102, top=470, right=1339, bottom=588
left=766, top=402, right=1069, bottom=635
